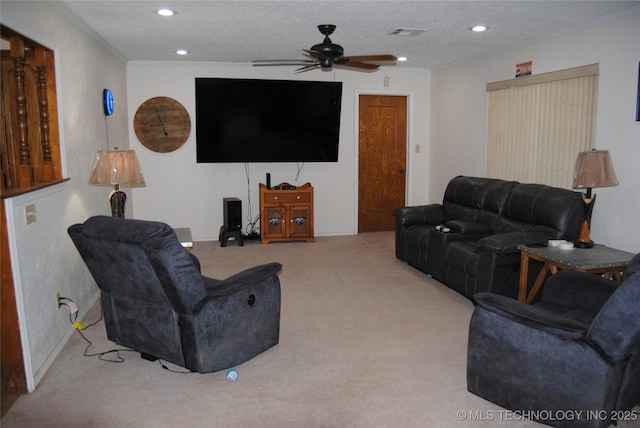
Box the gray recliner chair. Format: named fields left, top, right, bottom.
left=68, top=216, right=282, bottom=373
left=467, top=252, right=640, bottom=427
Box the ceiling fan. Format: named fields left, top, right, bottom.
left=253, top=24, right=397, bottom=73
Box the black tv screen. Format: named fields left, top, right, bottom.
left=195, top=78, right=342, bottom=163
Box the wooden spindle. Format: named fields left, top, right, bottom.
left=35, top=47, right=53, bottom=181
left=10, top=35, right=33, bottom=188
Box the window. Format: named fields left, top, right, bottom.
left=486, top=64, right=599, bottom=189
left=1, top=25, right=66, bottom=198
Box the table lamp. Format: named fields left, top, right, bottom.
left=572, top=149, right=618, bottom=248
left=88, top=148, right=145, bottom=218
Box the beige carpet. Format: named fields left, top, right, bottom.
left=0, top=232, right=593, bottom=427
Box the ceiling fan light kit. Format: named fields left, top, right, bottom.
left=253, top=24, right=397, bottom=73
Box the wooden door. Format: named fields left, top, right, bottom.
left=358, top=95, right=407, bottom=232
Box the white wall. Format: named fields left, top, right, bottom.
left=2, top=1, right=129, bottom=390
left=126, top=64, right=431, bottom=240
left=431, top=10, right=640, bottom=253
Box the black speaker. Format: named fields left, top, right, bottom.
left=266, top=173, right=271, bottom=189
left=223, top=197, right=242, bottom=231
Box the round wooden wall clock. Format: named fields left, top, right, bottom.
left=133, top=96, right=191, bottom=153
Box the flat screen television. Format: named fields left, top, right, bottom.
left=195, top=78, right=342, bottom=163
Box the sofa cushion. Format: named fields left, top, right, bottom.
left=443, top=176, right=492, bottom=209
left=482, top=179, right=516, bottom=214
left=443, top=202, right=482, bottom=223
left=473, top=292, right=589, bottom=338
left=443, top=176, right=491, bottom=223
left=504, top=183, right=583, bottom=239
left=533, top=301, right=597, bottom=326
left=492, top=216, right=557, bottom=236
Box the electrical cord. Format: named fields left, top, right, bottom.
left=103, top=114, right=111, bottom=149
left=244, top=162, right=261, bottom=238
left=59, top=297, right=192, bottom=373
left=241, top=161, right=305, bottom=237
left=295, top=162, right=304, bottom=182
left=60, top=297, right=135, bottom=363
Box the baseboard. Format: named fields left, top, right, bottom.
left=31, top=291, right=100, bottom=391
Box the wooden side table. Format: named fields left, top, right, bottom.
left=518, top=244, right=634, bottom=303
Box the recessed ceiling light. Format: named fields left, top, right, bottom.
left=397, top=56, right=408, bottom=62
left=176, top=49, right=188, bottom=55
left=471, top=25, right=488, bottom=32
left=156, top=9, right=175, bottom=16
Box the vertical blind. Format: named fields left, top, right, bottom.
left=486, top=64, right=599, bottom=189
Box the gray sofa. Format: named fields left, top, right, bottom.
left=394, top=176, right=584, bottom=299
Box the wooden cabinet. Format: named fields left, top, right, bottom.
left=260, top=183, right=314, bottom=244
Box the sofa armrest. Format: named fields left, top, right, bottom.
left=477, top=231, right=552, bottom=253
left=205, top=262, right=283, bottom=297
left=541, top=270, right=619, bottom=314
left=393, top=204, right=444, bottom=226
left=473, top=292, right=588, bottom=339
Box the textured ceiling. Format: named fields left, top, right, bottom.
left=52, top=1, right=639, bottom=70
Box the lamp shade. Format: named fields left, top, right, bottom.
left=88, top=149, right=145, bottom=187
left=572, top=149, right=618, bottom=189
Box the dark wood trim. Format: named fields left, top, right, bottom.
left=0, top=177, right=70, bottom=199
left=1, top=199, right=27, bottom=416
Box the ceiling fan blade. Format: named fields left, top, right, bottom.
left=303, top=49, right=323, bottom=60
left=253, top=59, right=316, bottom=63
left=295, top=64, right=320, bottom=73
left=340, top=54, right=398, bottom=65
left=335, top=61, right=380, bottom=71
left=253, top=59, right=316, bottom=67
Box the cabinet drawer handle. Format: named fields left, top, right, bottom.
left=296, top=196, right=300, bottom=199
left=274, top=196, right=278, bottom=200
